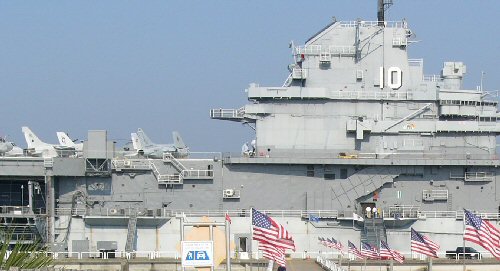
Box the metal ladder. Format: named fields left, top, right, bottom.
left=361, top=218, right=387, bottom=246
left=447, top=192, right=453, bottom=211
left=163, top=153, right=187, bottom=172
left=125, top=214, right=138, bottom=252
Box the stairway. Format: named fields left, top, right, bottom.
left=125, top=214, right=138, bottom=252
left=361, top=218, right=386, bottom=247
left=447, top=192, right=453, bottom=211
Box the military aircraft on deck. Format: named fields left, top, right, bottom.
left=57, top=132, right=84, bottom=152
left=132, top=128, right=189, bottom=159
left=22, top=127, right=77, bottom=158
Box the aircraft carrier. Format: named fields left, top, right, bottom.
left=0, top=0, right=499, bottom=269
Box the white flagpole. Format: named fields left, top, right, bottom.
left=225, top=212, right=231, bottom=271
left=250, top=208, right=254, bottom=260
left=266, top=260, right=274, bottom=271
left=462, top=212, right=466, bottom=271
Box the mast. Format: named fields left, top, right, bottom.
left=377, top=0, right=394, bottom=26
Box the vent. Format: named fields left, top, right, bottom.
left=223, top=189, right=241, bottom=199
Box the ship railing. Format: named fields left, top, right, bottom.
left=179, top=151, right=222, bottom=160
left=45, top=250, right=180, bottom=260
left=418, top=210, right=500, bottom=220
left=382, top=205, right=420, bottom=219
left=54, top=207, right=86, bottom=216
left=0, top=205, right=45, bottom=215
left=111, top=159, right=152, bottom=170
left=464, top=171, right=495, bottom=182
left=41, top=249, right=498, bottom=260
left=329, top=90, right=408, bottom=100
left=181, top=169, right=213, bottom=179
left=338, top=20, right=407, bottom=28
left=210, top=108, right=244, bottom=119
left=85, top=207, right=170, bottom=217
left=295, top=45, right=356, bottom=56
left=224, top=151, right=500, bottom=161
left=423, top=74, right=442, bottom=82
left=408, top=58, right=423, bottom=67
left=316, top=255, right=347, bottom=271
left=173, top=209, right=338, bottom=218
left=417, top=211, right=457, bottom=219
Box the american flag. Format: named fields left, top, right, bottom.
left=327, top=238, right=344, bottom=252
left=410, top=228, right=439, bottom=258
left=380, top=241, right=404, bottom=264
left=361, top=242, right=379, bottom=259
left=464, top=209, right=500, bottom=259
left=318, top=237, right=328, bottom=247
left=348, top=241, right=365, bottom=259
left=259, top=243, right=286, bottom=267
left=252, top=208, right=295, bottom=250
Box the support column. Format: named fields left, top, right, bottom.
left=225, top=219, right=231, bottom=271
left=28, top=181, right=34, bottom=213
left=45, top=175, right=55, bottom=244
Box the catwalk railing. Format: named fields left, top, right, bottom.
left=316, top=256, right=347, bottom=271
left=52, top=207, right=500, bottom=221
left=224, top=151, right=500, bottom=161
left=29, top=249, right=497, bottom=260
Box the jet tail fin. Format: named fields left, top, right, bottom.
left=131, top=133, right=142, bottom=150
left=136, top=128, right=153, bottom=148
left=57, top=132, right=76, bottom=147
left=22, top=126, right=48, bottom=149
left=172, top=131, right=187, bottom=149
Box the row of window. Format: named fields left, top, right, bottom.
left=306, top=165, right=348, bottom=179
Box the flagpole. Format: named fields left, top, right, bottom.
left=266, top=260, right=274, bottom=271
left=225, top=212, right=231, bottom=271
left=250, top=208, right=254, bottom=260
left=462, top=211, right=466, bottom=271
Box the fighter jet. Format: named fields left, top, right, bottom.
left=22, top=127, right=76, bottom=158
left=57, top=132, right=83, bottom=152
left=133, top=128, right=189, bottom=159
left=0, top=137, right=14, bottom=155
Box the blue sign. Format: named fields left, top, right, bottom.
left=185, top=250, right=210, bottom=261
left=181, top=241, right=214, bottom=267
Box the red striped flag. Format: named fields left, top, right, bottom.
left=252, top=209, right=295, bottom=250
left=327, top=238, right=344, bottom=253
left=361, top=242, right=379, bottom=259
left=380, top=241, right=404, bottom=264
left=411, top=228, right=439, bottom=258
left=464, top=209, right=500, bottom=259
left=259, top=243, right=286, bottom=267
left=348, top=241, right=365, bottom=259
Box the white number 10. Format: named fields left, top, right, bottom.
left=379, top=67, right=402, bottom=90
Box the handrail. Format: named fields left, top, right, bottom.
left=295, top=45, right=356, bottom=56
left=20, top=249, right=497, bottom=260
left=0, top=206, right=45, bottom=215
left=339, top=21, right=407, bottom=28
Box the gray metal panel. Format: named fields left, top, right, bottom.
left=52, top=158, right=86, bottom=176
left=97, top=240, right=117, bottom=250
left=85, top=130, right=107, bottom=158
left=72, top=240, right=89, bottom=258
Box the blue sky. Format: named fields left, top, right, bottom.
left=1, top=1, right=499, bottom=152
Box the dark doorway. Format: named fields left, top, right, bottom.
left=360, top=202, right=376, bottom=218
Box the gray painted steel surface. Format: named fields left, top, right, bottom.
left=0, top=1, right=498, bottom=262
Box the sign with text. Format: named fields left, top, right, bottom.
left=181, top=241, right=214, bottom=267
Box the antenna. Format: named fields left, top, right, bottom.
left=480, top=71, right=485, bottom=91
left=377, top=0, right=394, bottom=26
